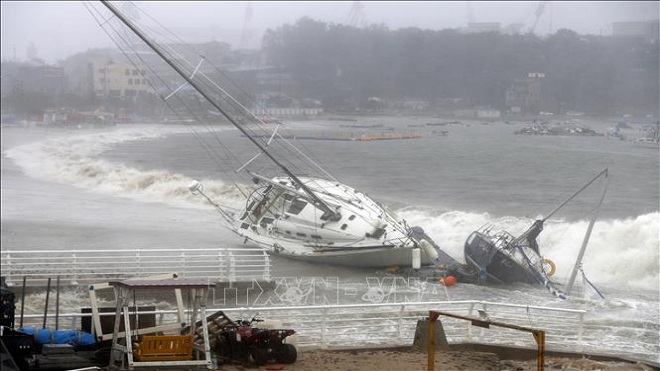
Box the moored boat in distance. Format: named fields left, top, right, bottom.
left=633, top=121, right=660, bottom=148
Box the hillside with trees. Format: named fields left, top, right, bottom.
left=263, top=18, right=659, bottom=116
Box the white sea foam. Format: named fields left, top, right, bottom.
left=4, top=125, right=246, bottom=211
left=4, top=125, right=659, bottom=291
left=399, top=208, right=660, bottom=291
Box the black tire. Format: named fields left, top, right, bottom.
left=275, top=343, right=297, bottom=364
left=251, top=347, right=269, bottom=366
left=215, top=333, right=233, bottom=362
left=93, top=346, right=112, bottom=364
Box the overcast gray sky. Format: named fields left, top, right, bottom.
left=1, top=1, right=658, bottom=64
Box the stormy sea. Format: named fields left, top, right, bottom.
left=1, top=116, right=658, bottom=363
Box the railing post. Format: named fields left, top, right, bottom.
left=577, top=312, right=584, bottom=352
left=397, top=304, right=405, bottom=343
left=467, top=302, right=474, bottom=342
left=4, top=253, right=11, bottom=286
left=72, top=253, right=78, bottom=285
left=262, top=250, right=271, bottom=281
left=218, top=249, right=226, bottom=281
left=321, top=307, right=329, bottom=349
left=228, top=253, right=236, bottom=282
left=136, top=249, right=141, bottom=273
left=479, top=303, right=488, bottom=340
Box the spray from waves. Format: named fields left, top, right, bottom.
left=5, top=125, right=658, bottom=290
left=398, top=207, right=659, bottom=291
left=3, top=125, right=248, bottom=212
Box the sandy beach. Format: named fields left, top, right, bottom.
left=217, top=347, right=655, bottom=371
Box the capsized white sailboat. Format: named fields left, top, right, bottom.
left=93, top=1, right=456, bottom=269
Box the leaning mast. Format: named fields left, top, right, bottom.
left=99, top=0, right=340, bottom=221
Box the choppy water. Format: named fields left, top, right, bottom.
left=2, top=117, right=658, bottom=363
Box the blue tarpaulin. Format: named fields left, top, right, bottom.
left=18, top=328, right=96, bottom=347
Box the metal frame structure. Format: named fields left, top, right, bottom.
left=106, top=279, right=212, bottom=370
left=427, top=310, right=545, bottom=371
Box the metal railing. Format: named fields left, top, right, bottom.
left=15, top=301, right=582, bottom=350
left=13, top=300, right=657, bottom=363
left=1, top=248, right=271, bottom=285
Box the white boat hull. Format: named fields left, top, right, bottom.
left=263, top=243, right=434, bottom=268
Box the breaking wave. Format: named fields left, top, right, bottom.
left=4, top=125, right=247, bottom=211
left=400, top=208, right=659, bottom=291
left=4, top=125, right=658, bottom=291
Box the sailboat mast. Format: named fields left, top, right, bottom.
left=565, top=169, right=608, bottom=295
left=100, top=0, right=339, bottom=221
left=543, top=168, right=609, bottom=222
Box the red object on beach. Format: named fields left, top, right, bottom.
left=443, top=276, right=457, bottom=287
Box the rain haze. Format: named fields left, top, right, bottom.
left=1, top=0, right=659, bottom=368
left=1, top=1, right=659, bottom=63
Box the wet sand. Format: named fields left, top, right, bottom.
left=218, top=347, right=655, bottom=371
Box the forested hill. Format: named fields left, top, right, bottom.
left=262, top=18, right=659, bottom=116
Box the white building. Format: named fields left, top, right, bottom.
left=93, top=61, right=151, bottom=99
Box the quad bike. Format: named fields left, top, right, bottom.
left=214, top=314, right=297, bottom=367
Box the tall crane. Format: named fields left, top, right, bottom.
left=529, top=1, right=548, bottom=35
left=347, top=1, right=367, bottom=28
left=466, top=1, right=476, bottom=25
left=240, top=1, right=253, bottom=49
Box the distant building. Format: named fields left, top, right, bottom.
left=0, top=61, right=67, bottom=95
left=505, top=73, right=544, bottom=113
left=92, top=61, right=151, bottom=99
left=256, top=70, right=297, bottom=96
left=390, top=99, right=431, bottom=112
left=612, top=20, right=659, bottom=43
left=476, top=107, right=501, bottom=119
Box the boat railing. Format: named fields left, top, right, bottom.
left=0, top=248, right=272, bottom=286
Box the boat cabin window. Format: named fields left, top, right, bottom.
left=286, top=198, right=307, bottom=215
left=244, top=186, right=274, bottom=220
left=260, top=217, right=274, bottom=229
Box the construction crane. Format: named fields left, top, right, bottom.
left=529, top=1, right=548, bottom=35
left=240, top=1, right=253, bottom=49
left=347, top=1, right=367, bottom=28
left=466, top=1, right=476, bottom=25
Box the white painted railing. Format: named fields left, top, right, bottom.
left=0, top=248, right=271, bottom=285
left=219, top=301, right=588, bottom=352
left=13, top=300, right=657, bottom=363
left=15, top=301, right=582, bottom=350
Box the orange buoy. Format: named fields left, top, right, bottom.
left=384, top=266, right=400, bottom=274
left=542, top=258, right=556, bottom=276
left=439, top=275, right=457, bottom=287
